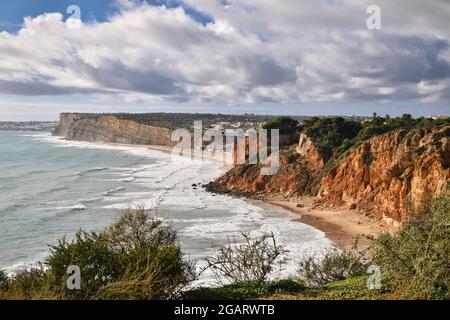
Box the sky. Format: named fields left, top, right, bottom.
left=0, top=0, right=449, bottom=121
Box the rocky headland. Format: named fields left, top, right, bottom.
left=206, top=124, right=450, bottom=228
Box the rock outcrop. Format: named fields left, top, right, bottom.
left=210, top=133, right=331, bottom=199
left=206, top=154, right=315, bottom=199
left=318, top=126, right=450, bottom=222
left=53, top=113, right=176, bottom=146
left=296, top=133, right=331, bottom=172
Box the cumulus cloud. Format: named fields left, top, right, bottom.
left=0, top=0, right=449, bottom=105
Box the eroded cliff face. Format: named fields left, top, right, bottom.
left=206, top=155, right=316, bottom=199
left=209, top=126, right=449, bottom=223
left=318, top=126, right=450, bottom=222
left=53, top=113, right=176, bottom=146
left=296, top=133, right=331, bottom=173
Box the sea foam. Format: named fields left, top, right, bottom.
left=1, top=132, right=332, bottom=283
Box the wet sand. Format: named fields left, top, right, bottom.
left=269, top=197, right=398, bottom=249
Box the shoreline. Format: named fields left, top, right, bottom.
left=55, top=136, right=397, bottom=250
left=112, top=142, right=235, bottom=166
left=268, top=197, right=398, bottom=249
left=143, top=143, right=398, bottom=248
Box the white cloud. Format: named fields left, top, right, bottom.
left=0, top=0, right=449, bottom=106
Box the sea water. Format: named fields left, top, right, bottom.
left=0, top=131, right=331, bottom=284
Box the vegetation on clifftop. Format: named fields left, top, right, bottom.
left=262, top=116, right=300, bottom=135
left=260, top=114, right=449, bottom=161
left=300, top=113, right=450, bottom=157
left=300, top=117, right=362, bottom=152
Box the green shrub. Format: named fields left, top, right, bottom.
left=280, top=149, right=301, bottom=163
left=0, top=209, right=194, bottom=300
left=0, top=266, right=55, bottom=300
left=47, top=230, right=116, bottom=299
left=353, top=114, right=449, bottom=153
left=97, top=244, right=193, bottom=300
left=46, top=208, right=195, bottom=300
left=297, top=247, right=367, bottom=287
left=300, top=117, right=362, bottom=152
left=370, top=194, right=450, bottom=299
left=300, top=114, right=449, bottom=160
left=262, top=116, right=299, bottom=135
left=203, top=233, right=286, bottom=284
left=185, top=280, right=305, bottom=300
left=0, top=270, right=8, bottom=293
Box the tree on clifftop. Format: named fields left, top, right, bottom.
left=262, top=116, right=299, bottom=135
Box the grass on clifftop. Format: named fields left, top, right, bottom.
left=300, top=113, right=450, bottom=158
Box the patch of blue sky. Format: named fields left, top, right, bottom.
left=0, top=0, right=213, bottom=33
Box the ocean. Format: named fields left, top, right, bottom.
left=0, top=131, right=331, bottom=284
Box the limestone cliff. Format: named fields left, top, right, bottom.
left=53, top=113, right=176, bottom=146
left=318, top=126, right=449, bottom=222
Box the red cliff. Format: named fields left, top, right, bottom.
left=318, top=126, right=450, bottom=222
left=209, top=125, right=449, bottom=225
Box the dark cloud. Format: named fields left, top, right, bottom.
left=231, top=55, right=298, bottom=86
left=84, top=63, right=184, bottom=95
left=372, top=35, right=450, bottom=83
left=0, top=80, right=106, bottom=96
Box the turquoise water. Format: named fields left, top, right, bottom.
left=0, top=131, right=331, bottom=283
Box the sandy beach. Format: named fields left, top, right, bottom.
left=113, top=142, right=235, bottom=166
left=269, top=197, right=398, bottom=249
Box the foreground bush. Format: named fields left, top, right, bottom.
left=296, top=246, right=367, bottom=287
left=0, top=266, right=57, bottom=300
left=370, top=194, right=450, bottom=299
left=50, top=208, right=195, bottom=299
left=293, top=194, right=449, bottom=299
left=203, top=233, right=286, bottom=284
left=262, top=116, right=299, bottom=135
left=0, top=271, right=8, bottom=292
left=0, top=209, right=195, bottom=300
